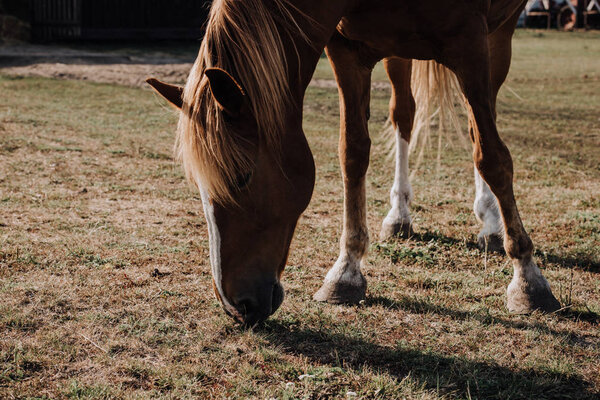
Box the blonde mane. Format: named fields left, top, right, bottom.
left=176, top=0, right=307, bottom=203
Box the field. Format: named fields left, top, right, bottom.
left=1, top=30, right=599, bottom=399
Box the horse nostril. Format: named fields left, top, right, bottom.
left=236, top=298, right=257, bottom=317
left=233, top=298, right=262, bottom=327
left=231, top=282, right=284, bottom=326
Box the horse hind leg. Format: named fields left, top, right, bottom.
left=471, top=17, right=522, bottom=254
left=449, top=25, right=560, bottom=313
left=380, top=57, right=415, bottom=241
left=314, top=33, right=376, bottom=304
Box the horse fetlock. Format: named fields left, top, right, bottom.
left=390, top=183, right=413, bottom=204
left=506, top=258, right=560, bottom=313
left=505, top=234, right=533, bottom=260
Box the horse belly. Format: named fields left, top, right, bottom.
left=337, top=0, right=521, bottom=61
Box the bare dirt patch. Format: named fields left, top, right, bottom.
left=3, top=62, right=193, bottom=87
left=0, top=43, right=194, bottom=86
left=0, top=44, right=394, bottom=89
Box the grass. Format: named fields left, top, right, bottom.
left=1, top=30, right=599, bottom=398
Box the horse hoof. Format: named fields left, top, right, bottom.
left=380, top=221, right=413, bottom=241
left=477, top=233, right=504, bottom=253
left=313, top=276, right=367, bottom=304
left=507, top=278, right=561, bottom=314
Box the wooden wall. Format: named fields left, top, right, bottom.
left=31, top=0, right=210, bottom=41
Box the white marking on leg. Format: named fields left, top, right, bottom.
left=324, top=254, right=364, bottom=286
left=382, top=130, right=413, bottom=230
left=198, top=185, right=235, bottom=312
left=473, top=166, right=503, bottom=238
left=324, top=176, right=369, bottom=288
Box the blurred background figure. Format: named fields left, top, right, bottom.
left=522, top=0, right=600, bottom=30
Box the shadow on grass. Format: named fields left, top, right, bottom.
left=535, top=249, right=600, bottom=273
left=366, top=295, right=599, bottom=340
left=559, top=308, right=600, bottom=324
left=404, top=229, right=599, bottom=273
left=262, top=318, right=596, bottom=399
left=410, top=230, right=480, bottom=251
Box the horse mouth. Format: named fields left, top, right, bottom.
left=224, top=280, right=285, bottom=328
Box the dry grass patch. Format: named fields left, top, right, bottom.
left=1, top=30, right=599, bottom=398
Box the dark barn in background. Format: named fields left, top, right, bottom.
left=31, top=0, right=211, bottom=42
left=24, top=0, right=600, bottom=43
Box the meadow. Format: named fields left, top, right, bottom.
left=0, top=30, right=599, bottom=399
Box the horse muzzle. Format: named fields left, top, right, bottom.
left=228, top=280, right=285, bottom=327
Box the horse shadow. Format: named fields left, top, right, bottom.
left=408, top=229, right=599, bottom=273
left=365, top=295, right=599, bottom=331
left=410, top=229, right=493, bottom=251
left=534, top=249, right=600, bottom=273
left=261, top=306, right=597, bottom=399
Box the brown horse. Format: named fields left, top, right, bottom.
left=148, top=0, right=561, bottom=326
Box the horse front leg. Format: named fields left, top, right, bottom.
left=380, top=57, right=415, bottom=241
left=314, top=34, right=375, bottom=304
left=449, top=22, right=560, bottom=313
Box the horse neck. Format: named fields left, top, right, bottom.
left=281, top=0, right=351, bottom=103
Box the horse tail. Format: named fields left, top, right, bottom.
left=408, top=60, right=468, bottom=170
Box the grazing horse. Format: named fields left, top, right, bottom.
left=148, top=0, right=561, bottom=326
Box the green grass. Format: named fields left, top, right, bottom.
left=1, top=31, right=599, bottom=398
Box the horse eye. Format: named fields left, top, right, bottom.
left=235, top=171, right=253, bottom=190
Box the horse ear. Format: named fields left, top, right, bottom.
left=205, top=68, right=245, bottom=115
left=146, top=78, right=183, bottom=109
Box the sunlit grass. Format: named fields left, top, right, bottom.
left=1, top=31, right=599, bottom=398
